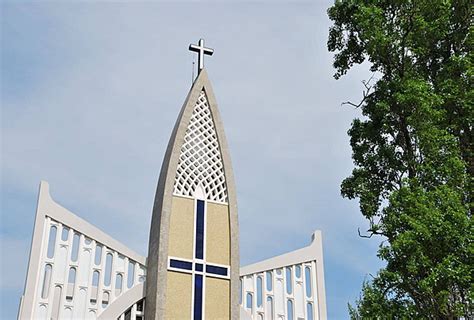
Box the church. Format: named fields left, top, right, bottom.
left=17, top=40, right=327, bottom=320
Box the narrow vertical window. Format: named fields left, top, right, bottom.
left=194, top=274, right=203, bottom=320
left=287, top=300, right=294, bottom=320
left=92, top=270, right=100, bottom=287
left=90, top=271, right=99, bottom=305
left=47, top=226, right=57, bottom=259
left=305, top=266, right=312, bottom=298
left=94, top=244, right=103, bottom=265
left=104, top=253, right=113, bottom=286
left=286, top=267, right=293, bottom=294
left=68, top=267, right=76, bottom=284
left=295, top=265, right=301, bottom=278
left=195, top=200, right=205, bottom=260
left=246, top=293, right=253, bottom=311
left=266, top=296, right=273, bottom=319
left=61, top=226, right=69, bottom=241
left=66, top=267, right=76, bottom=301
left=306, top=303, right=314, bottom=320
left=127, top=261, right=135, bottom=289
left=266, top=271, right=273, bottom=291
left=115, top=273, right=123, bottom=295
left=51, top=285, right=62, bottom=319
left=71, top=233, right=80, bottom=262
left=41, top=264, right=52, bottom=298
left=102, top=291, right=109, bottom=308
left=257, top=276, right=263, bottom=307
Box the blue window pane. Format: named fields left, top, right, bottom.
left=195, top=263, right=203, bottom=272
left=68, top=267, right=76, bottom=284
left=47, top=226, right=57, bottom=258
left=246, top=293, right=253, bottom=310
left=195, top=200, right=205, bottom=259
left=266, top=271, right=273, bottom=291
left=94, top=244, right=102, bottom=265
left=92, top=271, right=100, bottom=287
left=104, top=253, right=113, bottom=286
left=257, top=276, right=263, bottom=307
left=286, top=267, right=293, bottom=294
left=127, top=261, right=135, bottom=288
left=170, top=259, right=192, bottom=270
left=287, top=300, right=294, bottom=320
left=307, top=302, right=314, bottom=320
left=194, top=274, right=203, bottom=320
left=61, top=226, right=69, bottom=241
left=71, top=233, right=80, bottom=262
left=295, top=265, right=301, bottom=278
left=206, top=265, right=228, bottom=276
left=305, top=266, right=312, bottom=298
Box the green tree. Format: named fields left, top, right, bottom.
left=327, top=0, right=473, bottom=318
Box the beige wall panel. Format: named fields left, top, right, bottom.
left=205, top=277, right=230, bottom=319
left=165, top=271, right=192, bottom=319
left=168, top=196, right=194, bottom=259
left=206, top=202, right=230, bottom=265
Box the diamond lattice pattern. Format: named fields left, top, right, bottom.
left=173, top=90, right=228, bottom=203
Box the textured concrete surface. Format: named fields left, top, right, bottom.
left=145, top=69, right=240, bottom=319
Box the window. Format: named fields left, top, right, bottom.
left=115, top=274, right=123, bottom=295
left=295, top=265, right=301, bottom=278
left=127, top=261, right=135, bottom=289
left=71, top=233, right=80, bottom=262
left=305, top=266, right=312, bottom=298
left=193, top=274, right=203, bottom=319
left=94, top=244, right=103, bottom=265
left=287, top=299, right=294, bottom=320
left=41, top=264, right=52, bottom=298
left=306, top=303, right=313, bottom=320
left=195, top=200, right=205, bottom=259
left=92, top=271, right=100, bottom=287
left=102, top=291, right=109, bottom=308
left=68, top=267, right=76, bottom=284
left=66, top=267, right=76, bottom=302
left=47, top=226, right=57, bottom=259
left=266, top=296, right=273, bottom=319
left=246, top=293, right=253, bottom=311
left=286, top=267, right=293, bottom=294
left=257, top=276, right=263, bottom=307
left=266, top=271, right=273, bottom=291
left=61, top=226, right=69, bottom=241
left=104, top=253, right=113, bottom=286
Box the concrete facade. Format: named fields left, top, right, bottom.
left=18, top=68, right=328, bottom=320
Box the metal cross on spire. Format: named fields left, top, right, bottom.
left=189, top=38, right=214, bottom=74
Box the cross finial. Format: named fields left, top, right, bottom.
left=189, top=38, right=214, bottom=74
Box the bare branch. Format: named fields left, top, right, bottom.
left=341, top=73, right=377, bottom=108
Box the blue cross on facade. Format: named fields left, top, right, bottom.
left=167, top=199, right=230, bottom=320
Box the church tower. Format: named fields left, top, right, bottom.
left=145, top=39, right=240, bottom=319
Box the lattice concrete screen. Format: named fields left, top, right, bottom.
left=173, top=90, right=228, bottom=203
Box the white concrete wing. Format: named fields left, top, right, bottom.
left=239, top=232, right=327, bottom=320
left=18, top=182, right=146, bottom=320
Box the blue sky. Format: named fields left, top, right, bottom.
left=1, top=1, right=384, bottom=319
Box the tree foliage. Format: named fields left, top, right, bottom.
left=327, top=0, right=473, bottom=318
